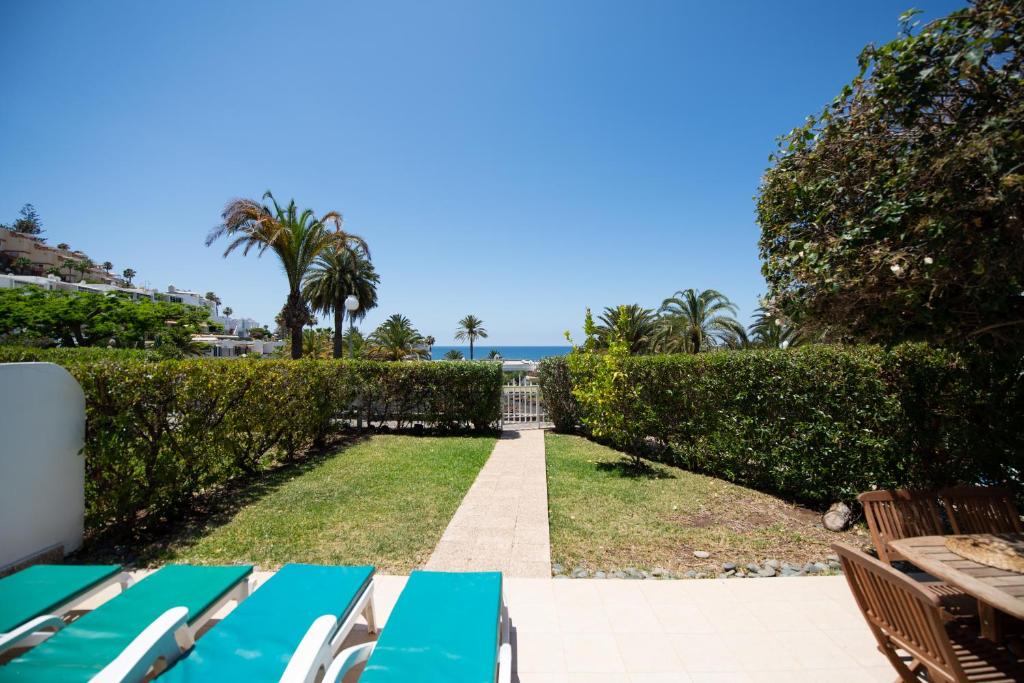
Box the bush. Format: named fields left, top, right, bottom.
left=542, top=344, right=1023, bottom=505
left=0, top=352, right=502, bottom=532
left=536, top=356, right=579, bottom=432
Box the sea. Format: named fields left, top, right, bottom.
left=430, top=345, right=571, bottom=361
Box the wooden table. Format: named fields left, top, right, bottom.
left=890, top=534, right=1024, bottom=640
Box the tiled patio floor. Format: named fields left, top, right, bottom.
left=84, top=571, right=890, bottom=681
left=425, top=429, right=551, bottom=577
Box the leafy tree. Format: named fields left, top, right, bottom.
left=454, top=314, right=488, bottom=360
left=248, top=326, right=269, bottom=340
left=122, top=268, right=137, bottom=286
left=757, top=1, right=1024, bottom=349
left=208, top=191, right=346, bottom=359
left=370, top=314, right=428, bottom=360
left=9, top=203, right=44, bottom=239
left=56, top=243, right=69, bottom=251
left=45, top=266, right=62, bottom=278
left=593, top=304, right=657, bottom=354
left=444, top=349, right=465, bottom=360
left=0, top=287, right=209, bottom=352
left=303, top=236, right=376, bottom=358
left=656, top=288, right=742, bottom=353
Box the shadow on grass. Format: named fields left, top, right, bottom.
left=596, top=458, right=676, bottom=480
left=71, top=432, right=372, bottom=567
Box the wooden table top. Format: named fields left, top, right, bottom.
left=890, top=534, right=1024, bottom=621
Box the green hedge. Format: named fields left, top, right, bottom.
left=0, top=350, right=502, bottom=531
left=539, top=345, right=1023, bottom=505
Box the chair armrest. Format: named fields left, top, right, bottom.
left=279, top=614, right=337, bottom=683
left=0, top=615, right=66, bottom=656
left=323, top=642, right=377, bottom=683
left=91, top=606, right=192, bottom=683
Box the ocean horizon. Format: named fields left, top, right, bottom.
left=430, top=345, right=571, bottom=361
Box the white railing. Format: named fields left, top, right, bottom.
left=501, top=375, right=549, bottom=428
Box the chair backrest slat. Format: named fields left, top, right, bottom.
left=833, top=543, right=964, bottom=682
left=940, top=486, right=1023, bottom=535
left=858, top=490, right=945, bottom=564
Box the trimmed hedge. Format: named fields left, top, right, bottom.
left=539, top=345, right=1023, bottom=505
left=0, top=350, right=502, bottom=531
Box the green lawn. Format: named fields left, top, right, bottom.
left=546, top=433, right=860, bottom=573
left=137, top=435, right=495, bottom=573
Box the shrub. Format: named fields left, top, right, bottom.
left=536, top=356, right=579, bottom=432
left=543, top=344, right=1023, bottom=505
left=0, top=352, right=502, bottom=532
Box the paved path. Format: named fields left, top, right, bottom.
left=425, top=429, right=551, bottom=577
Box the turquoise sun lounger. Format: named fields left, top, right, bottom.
left=0, top=564, right=130, bottom=656
left=324, top=570, right=510, bottom=683
left=0, top=564, right=252, bottom=683
left=154, top=563, right=375, bottom=683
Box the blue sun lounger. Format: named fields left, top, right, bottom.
left=0, top=564, right=252, bottom=683
left=152, top=564, right=376, bottom=683
left=324, top=571, right=510, bottom=683
left=0, top=564, right=131, bottom=656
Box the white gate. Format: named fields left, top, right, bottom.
left=501, top=374, right=549, bottom=428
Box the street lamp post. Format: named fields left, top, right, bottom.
left=344, top=295, right=359, bottom=359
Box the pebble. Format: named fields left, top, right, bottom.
left=693, top=550, right=711, bottom=559
left=594, top=571, right=607, bottom=579
left=722, top=562, right=737, bottom=571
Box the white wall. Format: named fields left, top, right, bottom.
left=0, top=363, right=85, bottom=570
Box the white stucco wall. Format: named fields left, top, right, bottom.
left=0, top=363, right=85, bottom=570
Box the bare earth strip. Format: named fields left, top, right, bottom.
left=425, top=429, right=551, bottom=577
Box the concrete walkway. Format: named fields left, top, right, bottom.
left=425, top=429, right=551, bottom=577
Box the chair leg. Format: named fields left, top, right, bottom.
left=363, top=593, right=378, bottom=635
left=879, top=644, right=920, bottom=682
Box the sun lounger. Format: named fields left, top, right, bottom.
left=152, top=563, right=375, bottom=683
left=0, top=564, right=131, bottom=655
left=0, top=564, right=252, bottom=683
left=325, top=570, right=510, bottom=683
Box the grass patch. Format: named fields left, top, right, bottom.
left=92, top=435, right=494, bottom=573
left=546, top=433, right=863, bottom=572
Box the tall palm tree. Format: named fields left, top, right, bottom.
left=101, top=261, right=113, bottom=274
left=341, top=327, right=368, bottom=359
left=370, top=314, right=429, bottom=360
left=207, top=191, right=344, bottom=359
left=657, top=288, right=742, bottom=353
left=122, top=268, right=136, bottom=286
left=594, top=304, right=658, bottom=354
left=303, top=239, right=376, bottom=359
left=424, top=335, right=436, bottom=358
left=454, top=314, right=488, bottom=360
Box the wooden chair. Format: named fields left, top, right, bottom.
left=939, top=486, right=1023, bottom=535
left=859, top=489, right=946, bottom=564
left=833, top=542, right=1024, bottom=682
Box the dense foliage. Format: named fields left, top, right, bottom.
left=0, top=352, right=502, bottom=531
left=540, top=344, right=1023, bottom=505
left=0, top=287, right=210, bottom=355
left=757, top=1, right=1024, bottom=348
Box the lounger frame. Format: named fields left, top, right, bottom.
left=0, top=570, right=134, bottom=655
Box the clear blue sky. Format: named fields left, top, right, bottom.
left=1, top=0, right=963, bottom=344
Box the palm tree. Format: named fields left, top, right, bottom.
left=207, top=191, right=345, bottom=359
left=303, top=238, right=376, bottom=359
left=74, top=258, right=94, bottom=281
left=487, top=349, right=502, bottom=360
left=454, top=315, right=488, bottom=360
left=101, top=261, right=113, bottom=274
left=56, top=243, right=70, bottom=251
left=370, top=314, right=428, bottom=360
left=444, top=349, right=465, bottom=360
left=341, top=327, right=368, bottom=359
left=13, top=256, right=32, bottom=274
left=223, top=307, right=233, bottom=318
left=748, top=307, right=804, bottom=349
left=424, top=335, right=436, bottom=358
left=122, top=268, right=136, bottom=286
left=657, top=288, right=742, bottom=353
left=594, top=304, right=658, bottom=354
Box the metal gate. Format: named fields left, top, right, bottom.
left=501, top=374, right=549, bottom=428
